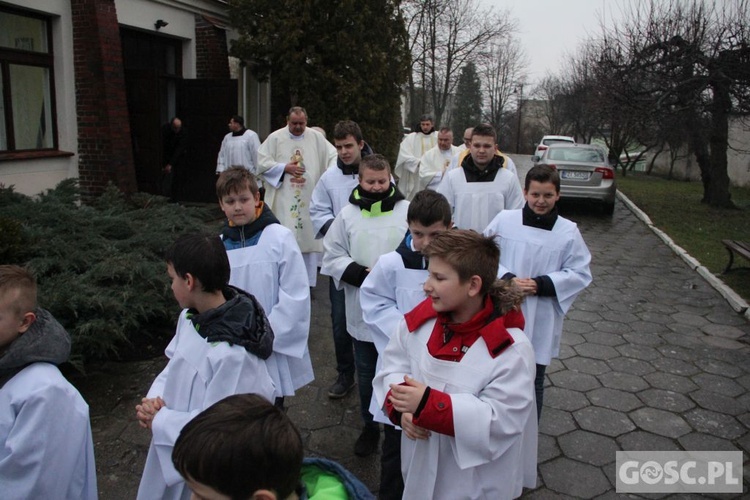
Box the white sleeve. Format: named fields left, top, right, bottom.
left=451, top=335, right=535, bottom=468
left=0, top=380, right=96, bottom=499
left=256, top=135, right=286, bottom=188
left=360, top=258, right=403, bottom=354
left=150, top=352, right=275, bottom=487
left=483, top=217, right=513, bottom=278
left=547, top=230, right=592, bottom=314
left=504, top=175, right=525, bottom=210
left=436, top=173, right=455, bottom=213
left=267, top=231, right=311, bottom=358
left=320, top=211, right=354, bottom=286
left=310, top=176, right=335, bottom=239
left=216, top=136, right=228, bottom=173
left=248, top=131, right=261, bottom=173
left=372, top=320, right=413, bottom=412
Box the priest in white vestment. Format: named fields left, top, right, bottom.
left=257, top=106, right=337, bottom=286
left=416, top=127, right=459, bottom=194
left=395, top=114, right=437, bottom=201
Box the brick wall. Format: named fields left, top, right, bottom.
left=70, top=0, right=137, bottom=198
left=195, top=15, right=230, bottom=79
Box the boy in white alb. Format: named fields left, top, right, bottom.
left=360, top=190, right=452, bottom=500
left=321, top=154, right=409, bottom=457
left=437, top=123, right=523, bottom=231
left=217, top=167, right=314, bottom=404
left=136, top=233, right=276, bottom=500
left=374, top=230, right=537, bottom=500
left=310, top=120, right=374, bottom=400
left=484, top=165, right=592, bottom=419
left=0, top=266, right=97, bottom=500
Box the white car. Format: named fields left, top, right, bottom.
left=534, top=135, right=575, bottom=158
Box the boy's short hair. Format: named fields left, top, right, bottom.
left=525, top=165, right=560, bottom=192
left=419, top=114, right=434, bottom=123
left=408, top=190, right=451, bottom=227
left=333, top=120, right=363, bottom=143
left=231, top=115, right=244, bottom=126
left=0, top=265, right=37, bottom=317
left=172, top=394, right=303, bottom=500
left=422, top=230, right=498, bottom=295
left=359, top=153, right=390, bottom=177
left=471, top=123, right=497, bottom=143
left=165, top=233, right=229, bottom=293
left=216, top=166, right=260, bottom=199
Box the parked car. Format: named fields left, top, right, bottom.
left=533, top=135, right=575, bottom=158
left=532, top=143, right=616, bottom=215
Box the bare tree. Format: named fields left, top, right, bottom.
left=478, top=36, right=527, bottom=134
left=401, top=0, right=516, bottom=126
left=593, top=0, right=750, bottom=206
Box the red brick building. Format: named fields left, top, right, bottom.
left=0, top=0, right=270, bottom=201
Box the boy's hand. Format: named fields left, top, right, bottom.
left=388, top=375, right=427, bottom=414
left=135, top=397, right=166, bottom=429
left=401, top=413, right=430, bottom=440
left=512, top=277, right=537, bottom=296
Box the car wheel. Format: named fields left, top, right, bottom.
left=603, top=201, right=615, bottom=216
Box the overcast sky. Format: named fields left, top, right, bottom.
left=484, top=0, right=614, bottom=87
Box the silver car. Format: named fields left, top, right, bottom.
left=532, top=144, right=617, bottom=215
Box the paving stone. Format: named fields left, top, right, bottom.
left=598, top=371, right=650, bottom=393
left=574, top=406, right=635, bottom=437
left=600, top=311, right=638, bottom=323
left=693, top=358, right=745, bottom=378
left=660, top=331, right=707, bottom=349
left=736, top=433, right=750, bottom=455
left=306, top=425, right=363, bottom=460
left=558, top=430, right=620, bottom=466
left=655, top=345, right=699, bottom=361
left=678, top=432, right=740, bottom=451
left=546, top=358, right=565, bottom=374
left=587, top=387, right=642, bottom=412
left=563, top=319, right=595, bottom=335
left=637, top=388, right=696, bottom=412
left=544, top=386, right=590, bottom=412
left=582, top=331, right=626, bottom=346
left=705, top=310, right=750, bottom=326
left=635, top=311, right=674, bottom=325
left=700, top=336, right=748, bottom=350
left=539, top=407, right=577, bottom=437
left=574, top=343, right=620, bottom=361
left=286, top=400, right=348, bottom=431
left=689, top=390, right=747, bottom=416
left=606, top=357, right=655, bottom=376
left=702, top=346, right=750, bottom=367
left=520, top=488, right=575, bottom=499
left=592, top=320, right=633, bottom=335
left=651, top=357, right=701, bottom=376
left=623, top=331, right=666, bottom=346
left=574, top=300, right=609, bottom=313
left=549, top=370, right=601, bottom=392
left=558, top=343, right=576, bottom=360
left=684, top=409, right=746, bottom=440
left=560, top=332, right=585, bottom=346
left=616, top=344, right=661, bottom=361
left=627, top=321, right=669, bottom=335
left=539, top=458, right=611, bottom=499
left=736, top=412, right=750, bottom=429
left=567, top=310, right=605, bottom=323
left=701, top=323, right=746, bottom=340
left=562, top=357, right=611, bottom=376
left=670, top=311, right=710, bottom=327
left=692, top=373, right=745, bottom=398
left=629, top=408, right=692, bottom=438
left=538, top=433, right=562, bottom=463
left=617, top=430, right=681, bottom=451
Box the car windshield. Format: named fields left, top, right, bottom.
left=543, top=138, right=574, bottom=146
left=548, top=148, right=605, bottom=163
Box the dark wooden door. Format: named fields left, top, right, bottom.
left=176, top=79, right=238, bottom=203
left=125, top=69, right=162, bottom=195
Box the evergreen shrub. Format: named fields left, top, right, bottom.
left=0, top=180, right=218, bottom=367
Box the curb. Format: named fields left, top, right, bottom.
left=616, top=190, right=749, bottom=317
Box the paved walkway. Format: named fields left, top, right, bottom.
left=74, top=178, right=750, bottom=498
